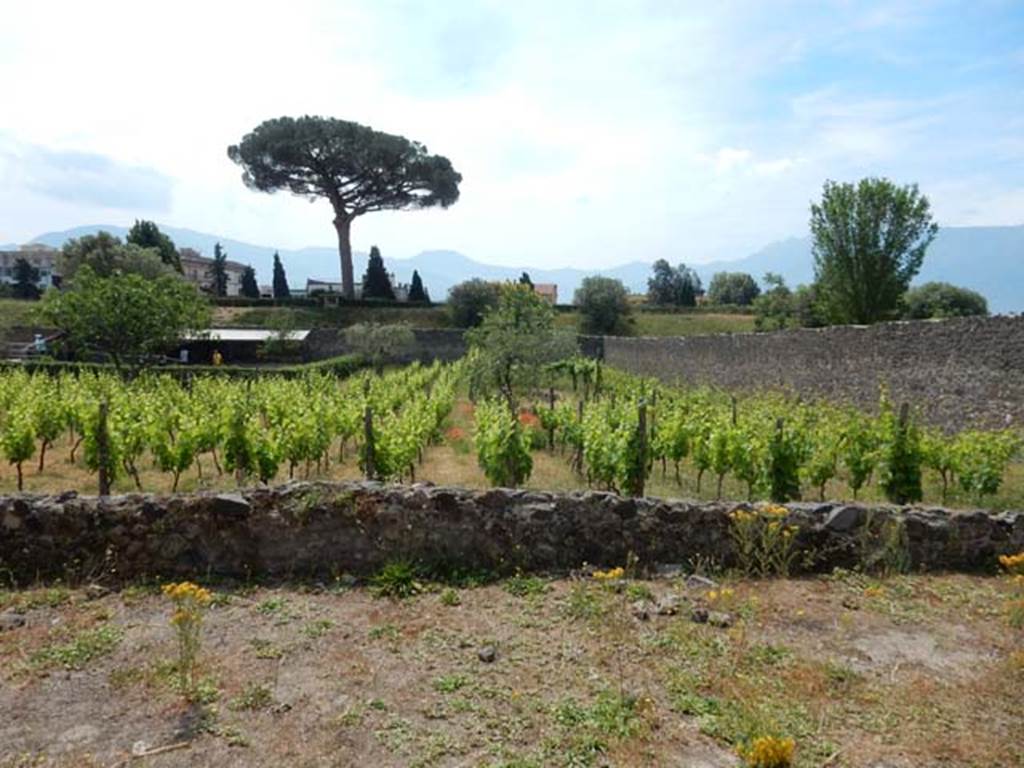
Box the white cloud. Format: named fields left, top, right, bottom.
left=0, top=0, right=1021, bottom=270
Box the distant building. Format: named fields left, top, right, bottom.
left=306, top=278, right=346, bottom=296
left=534, top=283, right=558, bottom=304
left=0, top=244, right=59, bottom=289
left=307, top=275, right=412, bottom=303
left=179, top=248, right=249, bottom=296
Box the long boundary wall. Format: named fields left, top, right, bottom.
left=599, top=315, right=1024, bottom=430
left=1, top=483, right=1020, bottom=583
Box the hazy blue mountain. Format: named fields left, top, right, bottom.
left=26, top=223, right=1024, bottom=312
left=697, top=226, right=1024, bottom=313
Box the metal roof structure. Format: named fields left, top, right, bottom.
left=184, top=328, right=311, bottom=342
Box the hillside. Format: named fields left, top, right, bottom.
left=26, top=223, right=1024, bottom=312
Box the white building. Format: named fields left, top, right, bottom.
left=0, top=244, right=60, bottom=288
left=179, top=248, right=249, bottom=296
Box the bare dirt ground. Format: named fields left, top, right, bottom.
left=1, top=571, right=1021, bottom=768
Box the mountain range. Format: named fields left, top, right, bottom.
left=8, top=223, right=1023, bottom=312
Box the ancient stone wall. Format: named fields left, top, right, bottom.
left=598, top=315, right=1024, bottom=430
left=303, top=328, right=467, bottom=364
left=1, top=482, right=1019, bottom=583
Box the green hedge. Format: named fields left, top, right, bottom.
left=212, top=296, right=438, bottom=309
left=0, top=354, right=364, bottom=380
left=631, top=303, right=756, bottom=315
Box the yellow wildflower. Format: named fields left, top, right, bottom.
left=708, top=587, right=736, bottom=606
left=999, top=552, right=1024, bottom=575
left=863, top=586, right=885, bottom=598
left=593, top=567, right=625, bottom=582
left=739, top=735, right=795, bottom=768
left=162, top=581, right=212, bottom=605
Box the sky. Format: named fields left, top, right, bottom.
left=0, top=0, right=1022, bottom=270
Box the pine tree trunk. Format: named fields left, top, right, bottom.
left=334, top=214, right=355, bottom=300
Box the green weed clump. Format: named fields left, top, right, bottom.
left=371, top=561, right=423, bottom=599
left=30, top=625, right=123, bottom=670
left=503, top=573, right=550, bottom=598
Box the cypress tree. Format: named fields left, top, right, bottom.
left=207, top=242, right=229, bottom=297
left=361, top=245, right=395, bottom=300
left=272, top=251, right=290, bottom=299
left=12, top=258, right=41, bottom=300
left=240, top=265, right=260, bottom=298
left=408, top=270, right=428, bottom=302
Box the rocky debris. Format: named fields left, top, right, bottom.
left=0, top=612, right=26, bottom=631
left=685, top=574, right=719, bottom=590
left=477, top=645, right=497, bottom=663
left=707, top=611, right=734, bottom=629
left=690, top=607, right=734, bottom=628
left=656, top=594, right=685, bottom=616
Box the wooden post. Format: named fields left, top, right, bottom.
left=548, top=387, right=556, bottom=450
left=634, top=399, right=648, bottom=498
left=731, top=395, right=738, bottom=426
left=573, top=399, right=585, bottom=473
left=363, top=405, right=376, bottom=480
left=97, top=399, right=111, bottom=496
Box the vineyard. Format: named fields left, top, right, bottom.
left=0, top=363, right=456, bottom=494
left=474, top=358, right=1023, bottom=508
left=1, top=359, right=1021, bottom=509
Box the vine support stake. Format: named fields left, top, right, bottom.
left=97, top=399, right=111, bottom=497
left=363, top=404, right=376, bottom=480
left=633, top=398, right=648, bottom=498
left=548, top=386, right=556, bottom=450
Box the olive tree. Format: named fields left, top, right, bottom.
left=447, top=279, right=501, bottom=328
left=39, top=266, right=210, bottom=368
left=575, top=276, right=632, bottom=335
left=465, top=283, right=574, bottom=417
left=59, top=231, right=173, bottom=281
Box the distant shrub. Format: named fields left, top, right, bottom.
left=903, top=282, right=988, bottom=319
left=575, top=276, right=632, bottom=335
left=707, top=272, right=760, bottom=306
left=447, top=279, right=501, bottom=328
